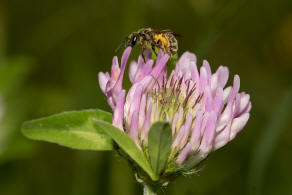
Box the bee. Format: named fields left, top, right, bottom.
left=116, top=28, right=180, bottom=62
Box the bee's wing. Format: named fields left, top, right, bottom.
left=152, top=29, right=183, bottom=37
left=170, top=31, right=183, bottom=38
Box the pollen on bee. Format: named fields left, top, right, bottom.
left=154, top=34, right=170, bottom=47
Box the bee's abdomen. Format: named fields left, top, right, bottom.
left=168, top=34, right=178, bottom=56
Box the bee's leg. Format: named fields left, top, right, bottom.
left=152, top=45, right=158, bottom=57
left=141, top=45, right=146, bottom=63
left=163, top=47, right=168, bottom=54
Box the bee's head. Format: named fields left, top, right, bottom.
left=125, top=33, right=139, bottom=47
left=115, top=33, right=139, bottom=53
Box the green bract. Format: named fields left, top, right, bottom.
left=148, top=122, right=172, bottom=176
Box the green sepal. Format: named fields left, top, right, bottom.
left=148, top=121, right=172, bottom=176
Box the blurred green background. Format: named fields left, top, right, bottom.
left=0, top=0, right=292, bottom=194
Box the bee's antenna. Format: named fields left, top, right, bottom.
left=115, top=41, right=124, bottom=53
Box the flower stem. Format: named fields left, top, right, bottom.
left=143, top=184, right=157, bottom=195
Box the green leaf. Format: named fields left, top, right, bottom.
left=148, top=121, right=172, bottom=176
left=94, top=119, right=158, bottom=181
left=21, top=109, right=114, bottom=151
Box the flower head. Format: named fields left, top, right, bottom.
left=99, top=47, right=251, bottom=176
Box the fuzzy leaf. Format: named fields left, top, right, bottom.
left=94, top=119, right=158, bottom=181
left=148, top=121, right=172, bottom=175
left=22, top=109, right=114, bottom=150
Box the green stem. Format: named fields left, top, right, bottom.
left=143, top=184, right=157, bottom=195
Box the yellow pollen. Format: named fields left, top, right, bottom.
left=154, top=34, right=169, bottom=47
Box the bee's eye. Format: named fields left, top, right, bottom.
left=131, top=35, right=137, bottom=46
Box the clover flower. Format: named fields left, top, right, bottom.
left=99, top=47, right=251, bottom=181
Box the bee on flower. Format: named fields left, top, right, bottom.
left=116, top=28, right=180, bottom=62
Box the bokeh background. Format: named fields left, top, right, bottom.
left=0, top=0, right=292, bottom=194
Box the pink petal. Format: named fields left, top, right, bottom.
left=112, top=90, right=125, bottom=130
left=232, top=94, right=241, bottom=116
left=199, top=111, right=217, bottom=157
left=141, top=101, right=153, bottom=143
left=129, top=61, right=138, bottom=83
left=213, top=87, right=224, bottom=114
left=227, top=75, right=240, bottom=103
left=178, top=112, right=193, bottom=149
left=112, top=56, right=119, bottom=68
left=230, top=113, right=250, bottom=140
left=190, top=110, right=203, bottom=151
left=216, top=100, right=233, bottom=132
left=238, top=93, right=250, bottom=115
left=124, top=84, right=139, bottom=122
left=176, top=52, right=197, bottom=80
left=98, top=72, right=109, bottom=93
left=156, top=49, right=165, bottom=62
left=214, top=120, right=232, bottom=150
left=135, top=60, right=154, bottom=83
left=216, top=66, right=229, bottom=88
left=202, top=60, right=212, bottom=78
left=129, top=110, right=139, bottom=143
left=223, top=86, right=232, bottom=103
left=138, top=94, right=147, bottom=129
left=171, top=125, right=185, bottom=151
left=114, top=47, right=131, bottom=89
left=128, top=84, right=143, bottom=123
left=204, top=86, right=213, bottom=112
left=176, top=142, right=192, bottom=164
left=246, top=102, right=252, bottom=113
left=199, top=66, right=209, bottom=92
left=210, top=74, right=218, bottom=94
